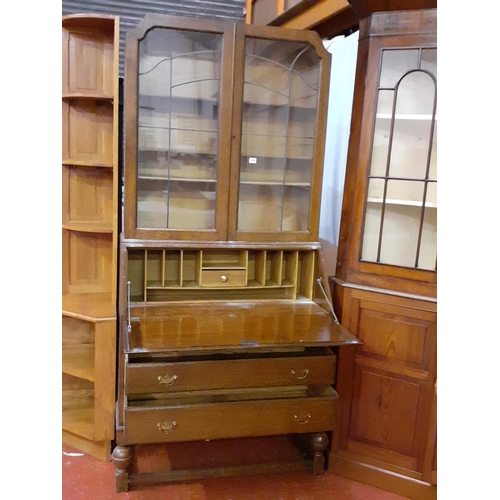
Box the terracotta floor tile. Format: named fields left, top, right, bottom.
left=63, top=444, right=409, bottom=500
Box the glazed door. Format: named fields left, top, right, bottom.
left=124, top=15, right=234, bottom=240
left=228, top=24, right=330, bottom=242
left=349, top=34, right=437, bottom=282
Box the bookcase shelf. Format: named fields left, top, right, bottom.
left=62, top=13, right=119, bottom=461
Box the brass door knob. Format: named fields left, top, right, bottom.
left=221, top=275, right=228, bottom=282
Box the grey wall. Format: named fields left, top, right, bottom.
left=62, top=0, right=246, bottom=76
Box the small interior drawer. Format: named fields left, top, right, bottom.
left=125, top=349, right=336, bottom=394
left=200, top=269, right=247, bottom=287
left=124, top=386, right=338, bottom=444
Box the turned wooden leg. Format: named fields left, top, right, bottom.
left=111, top=445, right=132, bottom=492
left=311, top=432, right=329, bottom=475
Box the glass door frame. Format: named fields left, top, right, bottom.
left=227, top=23, right=331, bottom=242
left=124, top=14, right=235, bottom=241
left=347, top=34, right=437, bottom=286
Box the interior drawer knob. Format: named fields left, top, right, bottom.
left=291, top=368, right=309, bottom=380
left=157, top=420, right=177, bottom=434
left=220, top=275, right=228, bottom=282
left=294, top=413, right=311, bottom=425
left=158, top=374, right=178, bottom=386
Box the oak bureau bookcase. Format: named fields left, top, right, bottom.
left=111, top=14, right=359, bottom=491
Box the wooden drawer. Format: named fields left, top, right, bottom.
left=200, top=269, right=247, bottom=287
left=124, top=387, right=338, bottom=444
left=125, top=350, right=336, bottom=394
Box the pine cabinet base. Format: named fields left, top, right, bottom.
left=328, top=452, right=437, bottom=500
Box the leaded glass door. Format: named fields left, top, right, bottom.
left=124, top=16, right=233, bottom=240
left=361, top=47, right=437, bottom=271
left=228, top=25, right=331, bottom=242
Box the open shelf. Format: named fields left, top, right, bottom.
left=62, top=346, right=95, bottom=381
left=62, top=13, right=119, bottom=462
left=62, top=293, right=115, bottom=321
left=62, top=160, right=114, bottom=168
left=367, top=197, right=437, bottom=208
left=62, top=390, right=95, bottom=440
left=376, top=113, right=437, bottom=121
left=63, top=94, right=114, bottom=101
left=62, top=223, right=114, bottom=233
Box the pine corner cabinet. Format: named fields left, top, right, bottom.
left=111, top=14, right=359, bottom=492
left=62, top=14, right=120, bottom=461
left=330, top=9, right=437, bottom=500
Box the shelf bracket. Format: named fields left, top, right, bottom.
left=316, top=278, right=340, bottom=324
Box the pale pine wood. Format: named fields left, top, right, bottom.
left=63, top=430, right=112, bottom=462
left=282, top=0, right=350, bottom=29
left=94, top=320, right=117, bottom=441
left=62, top=14, right=119, bottom=461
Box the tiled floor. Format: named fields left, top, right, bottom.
left=63, top=438, right=409, bottom=500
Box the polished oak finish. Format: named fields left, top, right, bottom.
left=114, top=14, right=358, bottom=492
left=62, top=14, right=119, bottom=461
left=124, top=15, right=331, bottom=243
left=330, top=9, right=437, bottom=499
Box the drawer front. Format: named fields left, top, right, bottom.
left=200, top=269, right=247, bottom=287
left=126, top=354, right=336, bottom=394
left=124, top=395, right=338, bottom=444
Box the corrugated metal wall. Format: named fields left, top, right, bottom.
left=62, top=0, right=246, bottom=75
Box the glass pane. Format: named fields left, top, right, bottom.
left=361, top=46, right=437, bottom=270
left=137, top=28, right=221, bottom=230
left=238, top=37, right=319, bottom=232
left=238, top=184, right=283, bottom=232
left=379, top=49, right=419, bottom=88
left=421, top=49, right=437, bottom=78
left=283, top=186, right=310, bottom=231
left=378, top=205, right=422, bottom=268
left=168, top=181, right=216, bottom=230
left=137, top=179, right=168, bottom=229
left=418, top=207, right=437, bottom=270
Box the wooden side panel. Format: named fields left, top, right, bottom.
left=94, top=320, right=117, bottom=441
left=62, top=166, right=114, bottom=226
left=63, top=231, right=113, bottom=294
left=64, top=101, right=114, bottom=165
left=66, top=30, right=115, bottom=96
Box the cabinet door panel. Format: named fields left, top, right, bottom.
left=351, top=367, right=423, bottom=457
left=124, top=16, right=234, bottom=240
left=336, top=288, right=436, bottom=476
left=228, top=25, right=330, bottom=242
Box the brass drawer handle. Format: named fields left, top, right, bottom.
left=220, top=275, right=228, bottom=282
left=294, top=413, right=311, bottom=425
left=291, top=369, right=309, bottom=380
left=158, top=374, right=178, bottom=387
left=157, top=420, right=177, bottom=434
